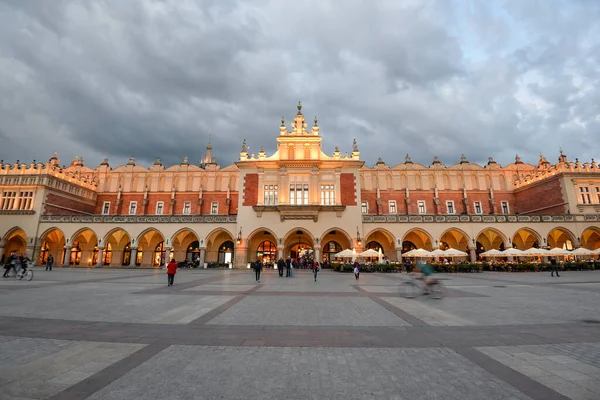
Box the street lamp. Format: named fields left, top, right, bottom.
left=356, top=227, right=362, bottom=246
left=237, top=227, right=242, bottom=245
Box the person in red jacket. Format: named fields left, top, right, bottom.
left=166, top=259, right=178, bottom=286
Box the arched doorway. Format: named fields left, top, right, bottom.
left=439, top=229, right=470, bottom=251
left=245, top=228, right=277, bottom=265
left=70, top=228, right=98, bottom=266
left=154, top=242, right=166, bottom=266
left=323, top=241, right=342, bottom=263
left=512, top=228, right=541, bottom=250
left=547, top=228, right=575, bottom=250
left=581, top=227, right=600, bottom=250
left=402, top=241, right=417, bottom=253
left=205, top=228, right=236, bottom=266
left=284, top=229, right=314, bottom=266
left=123, top=242, right=132, bottom=265
left=257, top=241, right=277, bottom=265
left=103, top=228, right=131, bottom=266
left=187, top=241, right=201, bottom=262
left=475, top=228, right=507, bottom=259
left=402, top=229, right=433, bottom=251
left=38, top=228, right=66, bottom=265
left=136, top=229, right=165, bottom=267
left=171, top=229, right=200, bottom=263
left=363, top=229, right=396, bottom=260
left=2, top=227, right=27, bottom=259
left=218, top=240, right=234, bottom=265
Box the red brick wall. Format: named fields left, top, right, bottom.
left=44, top=192, right=95, bottom=215
left=514, top=178, right=566, bottom=214
left=95, top=194, right=119, bottom=214
left=242, top=174, right=258, bottom=206
left=340, top=173, right=357, bottom=206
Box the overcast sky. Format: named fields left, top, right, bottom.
left=1, top=0, right=599, bottom=169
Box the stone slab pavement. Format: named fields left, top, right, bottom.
left=0, top=267, right=598, bottom=399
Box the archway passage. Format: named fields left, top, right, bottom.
left=512, top=229, right=540, bottom=250
left=2, top=228, right=27, bottom=260
left=320, top=229, right=353, bottom=263
left=284, top=229, right=314, bottom=267
left=103, top=229, right=131, bottom=266
left=581, top=228, right=600, bottom=250
left=322, top=241, right=342, bottom=263
left=439, top=229, right=470, bottom=252
left=246, top=229, right=277, bottom=266
left=475, top=229, right=506, bottom=259
left=206, top=229, right=235, bottom=266
left=70, top=228, right=98, bottom=266
left=38, top=228, right=66, bottom=265
left=364, top=229, right=396, bottom=260
left=257, top=241, right=277, bottom=265
left=171, top=229, right=200, bottom=263
left=547, top=228, right=575, bottom=250
left=136, top=229, right=165, bottom=267
left=402, top=229, right=433, bottom=251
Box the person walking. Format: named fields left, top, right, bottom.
left=353, top=261, right=360, bottom=280
left=286, top=257, right=291, bottom=277
left=277, top=258, right=285, bottom=277
left=290, top=259, right=295, bottom=278
left=253, top=260, right=263, bottom=282
left=3, top=251, right=18, bottom=278
left=46, top=255, right=54, bottom=271
left=550, top=258, right=560, bottom=277
left=166, top=258, right=178, bottom=286
left=312, top=260, right=319, bottom=282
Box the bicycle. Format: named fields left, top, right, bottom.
left=401, top=274, right=445, bottom=299
left=16, top=261, right=34, bottom=281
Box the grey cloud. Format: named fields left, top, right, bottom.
left=0, top=0, right=599, bottom=170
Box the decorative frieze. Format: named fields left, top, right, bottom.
left=363, top=214, right=592, bottom=223
left=40, top=214, right=237, bottom=223
left=0, top=210, right=36, bottom=215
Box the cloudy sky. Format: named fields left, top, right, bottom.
left=1, top=0, right=599, bottom=169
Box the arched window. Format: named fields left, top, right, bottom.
left=323, top=241, right=342, bottom=262
left=123, top=242, right=132, bottom=266
left=102, top=243, right=112, bottom=265
left=218, top=240, right=234, bottom=265
left=70, top=241, right=82, bottom=265
left=257, top=241, right=277, bottom=265
left=366, top=241, right=384, bottom=254
left=154, top=242, right=165, bottom=266
left=187, top=241, right=200, bottom=262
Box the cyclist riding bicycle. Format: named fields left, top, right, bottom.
left=412, top=260, right=435, bottom=295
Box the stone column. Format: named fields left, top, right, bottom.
left=278, top=246, right=284, bottom=260
left=164, top=247, right=171, bottom=266
left=26, top=246, right=36, bottom=266
left=314, top=248, right=321, bottom=263
left=396, top=248, right=403, bottom=264
left=63, top=247, right=72, bottom=267
left=199, top=248, right=206, bottom=268
left=0, top=246, right=4, bottom=260
left=95, top=247, right=104, bottom=268
left=234, top=246, right=248, bottom=269
left=469, top=247, right=476, bottom=263
left=129, top=248, right=138, bottom=268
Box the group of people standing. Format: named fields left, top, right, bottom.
left=253, top=257, right=321, bottom=282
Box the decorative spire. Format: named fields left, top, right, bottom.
left=241, top=138, right=248, bottom=152
left=297, top=101, right=302, bottom=115
left=515, top=154, right=522, bottom=164
left=405, top=154, right=412, bottom=163
left=182, top=156, right=189, bottom=165
left=281, top=116, right=285, bottom=126
left=352, top=138, right=358, bottom=152
left=127, top=156, right=135, bottom=166
left=433, top=156, right=440, bottom=164
left=460, top=154, right=468, bottom=164
left=487, top=156, right=496, bottom=164
left=314, top=116, right=318, bottom=126
left=154, top=157, right=162, bottom=165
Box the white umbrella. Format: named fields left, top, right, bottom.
left=403, top=248, right=434, bottom=257
left=502, top=248, right=525, bottom=256
left=593, top=248, right=600, bottom=255
left=444, top=248, right=469, bottom=257
left=378, top=247, right=383, bottom=263
left=547, top=247, right=570, bottom=256
left=334, top=249, right=354, bottom=257
left=480, top=249, right=504, bottom=257
left=523, top=247, right=548, bottom=256
left=570, top=247, right=595, bottom=256
left=358, top=249, right=380, bottom=257
left=430, top=249, right=447, bottom=256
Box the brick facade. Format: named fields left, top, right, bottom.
left=514, top=177, right=566, bottom=214
left=243, top=174, right=258, bottom=206
left=340, top=173, right=357, bottom=206
left=44, top=192, right=95, bottom=215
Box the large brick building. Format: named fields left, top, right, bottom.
left=1, top=103, right=599, bottom=268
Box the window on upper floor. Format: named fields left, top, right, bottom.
left=474, top=201, right=482, bottom=214
left=289, top=184, right=309, bottom=205
left=320, top=184, right=335, bottom=205
left=102, top=201, right=110, bottom=215
left=389, top=200, right=397, bottom=214
left=17, top=191, right=33, bottom=210
left=361, top=201, right=368, bottom=214
left=446, top=200, right=455, bottom=215
left=417, top=200, right=426, bottom=214
left=579, top=186, right=591, bottom=204
left=156, top=201, right=164, bottom=215
left=501, top=201, right=510, bottom=214
left=183, top=201, right=191, bottom=215
left=129, top=201, right=137, bottom=215
left=264, top=185, right=278, bottom=205
left=211, top=201, right=218, bottom=215
left=1, top=191, right=17, bottom=210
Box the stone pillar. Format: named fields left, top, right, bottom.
left=469, top=247, right=476, bottom=263
left=164, top=247, right=171, bottom=266
left=234, top=246, right=247, bottom=269
left=314, top=248, right=321, bottom=263
left=278, top=246, right=284, bottom=260
left=199, top=248, right=206, bottom=267
left=63, top=247, right=72, bottom=267
left=129, top=248, right=138, bottom=268
left=27, top=246, right=36, bottom=266
left=95, top=247, right=104, bottom=268
left=396, top=248, right=403, bottom=264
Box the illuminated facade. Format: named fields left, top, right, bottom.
left=1, top=103, right=600, bottom=268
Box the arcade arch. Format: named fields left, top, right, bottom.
left=364, top=229, right=396, bottom=260
left=283, top=228, right=314, bottom=262
left=402, top=229, right=433, bottom=252
left=475, top=228, right=507, bottom=259
left=2, top=227, right=27, bottom=260
left=136, top=228, right=165, bottom=266
left=103, top=228, right=131, bottom=266
left=439, top=228, right=470, bottom=252
left=206, top=228, right=235, bottom=266
left=69, top=228, right=98, bottom=266
left=581, top=227, right=600, bottom=250
left=547, top=227, right=576, bottom=250
left=320, top=228, right=353, bottom=262
left=38, top=227, right=66, bottom=265
left=171, top=229, right=200, bottom=263
left=246, top=228, right=278, bottom=265
left=512, top=228, right=541, bottom=250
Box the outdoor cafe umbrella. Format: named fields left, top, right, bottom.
left=547, top=247, right=571, bottom=256
left=358, top=249, right=380, bottom=257
left=334, top=249, right=355, bottom=258
left=403, top=248, right=434, bottom=258
left=444, top=248, right=468, bottom=257
left=570, top=247, right=595, bottom=256
left=593, top=248, right=600, bottom=255
left=522, top=247, right=549, bottom=256
left=480, top=249, right=504, bottom=257
left=502, top=248, right=525, bottom=256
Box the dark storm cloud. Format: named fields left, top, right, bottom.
left=0, top=0, right=599, bottom=169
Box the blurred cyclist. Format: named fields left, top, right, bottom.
left=413, top=260, right=435, bottom=295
